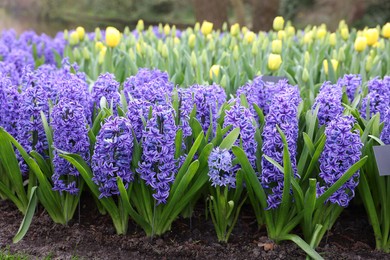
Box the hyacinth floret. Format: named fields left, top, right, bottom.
left=208, top=147, right=235, bottom=187
left=337, top=74, right=362, bottom=102
left=126, top=99, right=152, bottom=141
left=51, top=98, right=90, bottom=195
left=360, top=92, right=388, bottom=122
left=317, top=116, right=363, bottom=207
left=380, top=108, right=390, bottom=145
left=0, top=74, right=20, bottom=137
left=312, top=81, right=344, bottom=126
left=91, top=73, right=121, bottom=112
left=92, top=116, right=135, bottom=198
left=261, top=85, right=301, bottom=210
left=137, top=105, right=178, bottom=204
left=223, top=103, right=257, bottom=169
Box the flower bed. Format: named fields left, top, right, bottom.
left=1, top=17, right=390, bottom=258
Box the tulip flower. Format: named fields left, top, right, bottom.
left=105, top=26, right=120, bottom=47
left=382, top=23, right=390, bottom=38
left=354, top=36, right=367, bottom=52
left=76, top=26, right=85, bottom=41
left=273, top=16, right=284, bottom=31
left=323, top=59, right=338, bottom=75
left=268, top=53, right=282, bottom=71
left=365, top=28, right=379, bottom=46
left=209, top=64, right=220, bottom=79
left=201, top=21, right=213, bottom=36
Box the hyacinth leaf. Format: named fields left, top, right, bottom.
left=308, top=224, right=325, bottom=252
left=60, top=153, right=125, bottom=234
left=13, top=186, right=38, bottom=243
left=0, top=182, right=25, bottom=214
left=302, top=134, right=326, bottom=182
left=279, top=234, right=323, bottom=260
left=30, top=151, right=52, bottom=179
left=253, top=104, right=265, bottom=126
left=315, top=156, right=368, bottom=208
left=326, top=57, right=336, bottom=83
left=174, top=129, right=183, bottom=159
left=368, top=135, right=385, bottom=146
left=117, top=178, right=152, bottom=235
left=303, top=133, right=315, bottom=156
left=40, top=111, right=54, bottom=171
left=0, top=129, right=28, bottom=213
left=219, top=127, right=240, bottom=150
left=239, top=93, right=249, bottom=109
left=303, top=179, right=318, bottom=242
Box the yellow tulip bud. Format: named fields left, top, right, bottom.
left=244, top=31, right=256, bottom=44
left=76, top=26, right=85, bottom=41
left=303, top=31, right=313, bottom=44
left=338, top=47, right=345, bottom=61
left=163, top=24, right=170, bottom=36
left=329, top=33, right=337, bottom=46
left=201, top=21, right=213, bottom=36
left=273, top=16, right=285, bottom=31
left=365, top=55, right=373, bottom=71
left=194, top=22, right=200, bottom=32
left=201, top=50, right=207, bottom=64
left=230, top=23, right=240, bottom=36
left=302, top=68, right=309, bottom=82
left=63, top=29, right=69, bottom=40
left=340, top=27, right=349, bottom=40
left=95, top=41, right=104, bottom=51
left=354, top=36, right=367, bottom=52
left=73, top=48, right=81, bottom=60
left=323, top=59, right=338, bottom=75
left=69, top=31, right=79, bottom=45
left=172, top=25, right=177, bottom=37
left=188, top=33, right=196, bottom=48
left=129, top=48, right=135, bottom=61
left=174, top=37, right=180, bottom=45
left=382, top=23, right=390, bottom=38
left=191, top=51, right=197, bottom=67
left=98, top=46, right=107, bottom=65
left=365, top=28, right=379, bottom=46
left=209, top=64, right=220, bottom=79
left=278, top=30, right=286, bottom=40
left=105, top=26, right=120, bottom=47
left=161, top=44, right=169, bottom=58
left=268, top=53, right=282, bottom=71
left=241, top=26, right=249, bottom=35
left=136, top=42, right=143, bottom=55
left=316, top=28, right=327, bottom=39
left=251, top=41, right=259, bottom=55
left=82, top=47, right=90, bottom=60
left=304, top=51, right=310, bottom=66
left=233, top=45, right=239, bottom=60
left=94, top=27, right=102, bottom=41
left=286, top=26, right=295, bottom=36
left=271, top=39, right=282, bottom=54
left=124, top=26, right=130, bottom=36
left=136, top=19, right=144, bottom=32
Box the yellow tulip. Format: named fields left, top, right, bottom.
left=201, top=21, right=213, bottom=36
left=323, top=59, right=338, bottom=75
left=340, top=27, right=349, bottom=40
left=82, top=47, right=90, bottom=60
left=365, top=28, right=379, bottom=46
left=244, top=31, right=256, bottom=44
left=241, top=26, right=249, bottom=35
left=95, top=41, right=104, bottom=51
left=382, top=23, right=390, bottom=38
left=302, top=68, right=309, bottom=83
left=209, top=64, right=220, bottom=79
left=273, top=16, right=284, bottom=31
left=316, top=28, right=327, bottom=39
left=278, top=30, right=286, bottom=40
left=230, top=23, right=240, bottom=36
left=365, top=55, right=373, bottom=71
left=69, top=31, right=79, bottom=45
left=188, top=33, right=196, bottom=48
left=105, top=26, right=120, bottom=47
left=233, top=45, right=239, bottom=61
left=174, top=37, right=180, bottom=45
left=329, top=33, right=337, bottom=46
left=94, top=27, right=102, bottom=41
left=286, top=26, right=295, bottom=36
left=76, top=26, right=85, bottom=41
left=164, top=24, right=170, bottom=36
left=63, top=29, right=69, bottom=40
left=268, top=53, right=282, bottom=71
left=354, top=36, right=367, bottom=52
left=98, top=46, right=107, bottom=65
left=271, top=39, right=282, bottom=54
left=136, top=19, right=144, bottom=32
left=303, top=31, right=313, bottom=44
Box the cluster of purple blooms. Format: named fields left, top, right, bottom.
left=337, top=74, right=362, bottom=103
left=317, top=116, right=363, bottom=207
left=380, top=108, right=390, bottom=145
left=137, top=105, right=178, bottom=204
left=360, top=77, right=390, bottom=122
left=312, top=81, right=344, bottom=126
left=92, top=117, right=135, bottom=198
left=261, top=82, right=301, bottom=210
left=208, top=147, right=235, bottom=187
left=91, top=73, right=121, bottom=112
left=51, top=98, right=90, bottom=194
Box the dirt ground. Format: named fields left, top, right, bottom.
left=1, top=196, right=389, bottom=260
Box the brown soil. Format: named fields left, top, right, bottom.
left=0, top=197, right=389, bottom=260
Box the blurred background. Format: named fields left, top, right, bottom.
left=0, top=0, right=389, bottom=35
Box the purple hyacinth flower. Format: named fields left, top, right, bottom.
left=337, top=74, right=362, bottom=102
left=317, top=116, right=363, bottom=207
left=91, top=73, right=121, bottom=112
left=51, top=98, right=90, bottom=195
left=92, top=116, right=135, bottom=198
left=208, top=147, right=235, bottom=187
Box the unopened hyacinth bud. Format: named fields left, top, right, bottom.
left=105, top=26, right=121, bottom=47
left=317, top=116, right=363, bottom=207
left=51, top=98, right=90, bottom=195
left=261, top=85, right=301, bottom=209
left=337, top=74, right=362, bottom=102
left=312, top=82, right=344, bottom=126
left=92, top=116, right=134, bottom=198
left=91, top=73, right=120, bottom=111
left=208, top=147, right=235, bottom=187
left=137, top=105, right=178, bottom=204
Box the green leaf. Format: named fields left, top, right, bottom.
left=13, top=186, right=38, bottom=243
left=280, top=234, right=324, bottom=260
left=219, top=127, right=240, bottom=150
